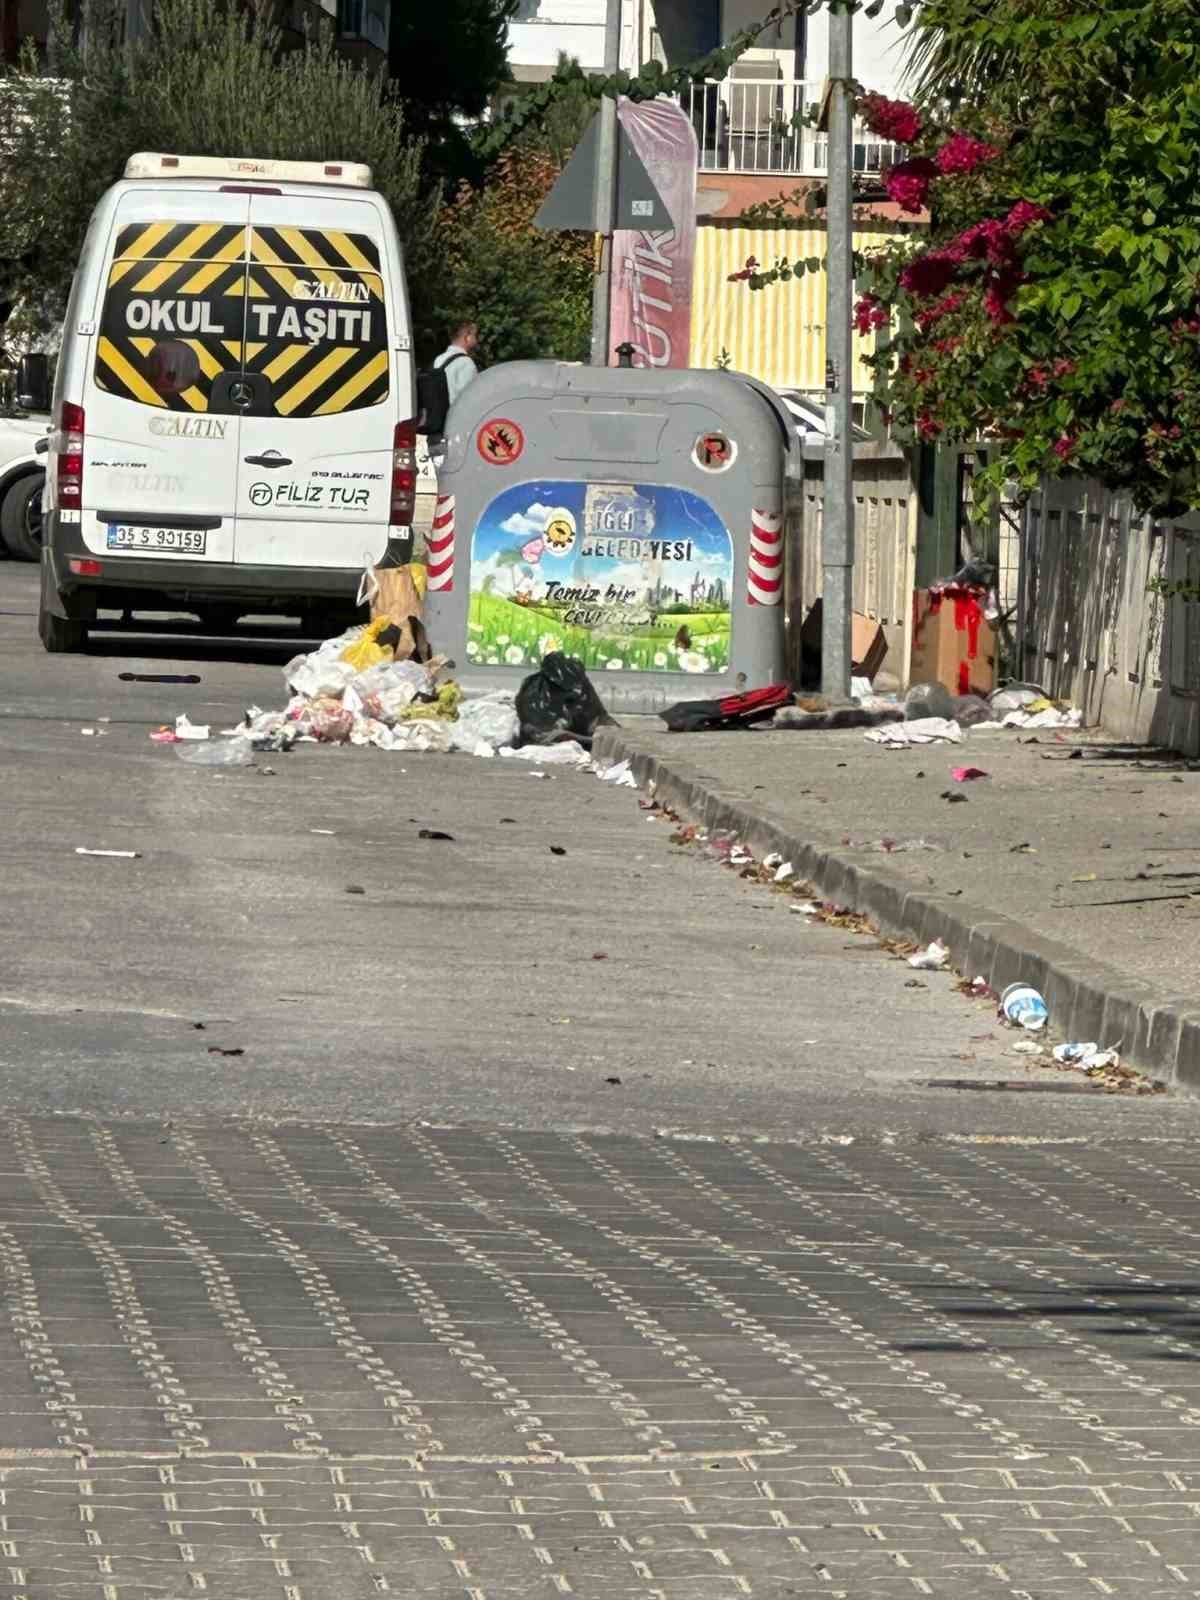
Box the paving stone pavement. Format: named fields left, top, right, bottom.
left=3, top=1117, right=1200, bottom=1598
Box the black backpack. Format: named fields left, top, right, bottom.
left=415, top=351, right=467, bottom=435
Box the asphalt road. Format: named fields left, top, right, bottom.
left=3, top=561, right=1200, bottom=1597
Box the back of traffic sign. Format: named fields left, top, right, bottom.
left=533, top=112, right=675, bottom=233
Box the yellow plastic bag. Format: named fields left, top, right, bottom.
left=340, top=616, right=394, bottom=672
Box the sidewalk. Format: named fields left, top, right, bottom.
left=592, top=717, right=1200, bottom=1088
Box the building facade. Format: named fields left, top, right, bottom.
left=505, top=0, right=918, bottom=398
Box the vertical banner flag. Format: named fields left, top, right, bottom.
left=610, top=97, right=698, bottom=368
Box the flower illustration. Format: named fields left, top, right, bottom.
left=654, top=651, right=668, bottom=667
left=504, top=644, right=525, bottom=664
left=677, top=649, right=708, bottom=673
left=605, top=658, right=624, bottom=670
left=466, top=640, right=480, bottom=657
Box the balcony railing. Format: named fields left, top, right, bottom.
left=679, top=77, right=901, bottom=178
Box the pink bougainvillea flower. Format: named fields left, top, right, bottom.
left=1052, top=435, right=1076, bottom=460
left=915, top=289, right=967, bottom=329
left=983, top=268, right=1023, bottom=324
left=899, top=251, right=959, bottom=298
left=949, top=218, right=1014, bottom=267
left=884, top=157, right=938, bottom=214
left=1005, top=200, right=1052, bottom=233
left=936, top=133, right=1001, bottom=175
left=917, top=410, right=940, bottom=440
left=857, top=91, right=922, bottom=144
left=854, top=293, right=890, bottom=335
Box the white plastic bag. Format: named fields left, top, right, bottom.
left=451, top=693, right=520, bottom=755
left=285, top=654, right=358, bottom=700
left=501, top=740, right=591, bottom=766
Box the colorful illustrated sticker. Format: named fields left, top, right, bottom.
left=477, top=417, right=525, bottom=466
left=694, top=431, right=736, bottom=471
left=469, top=480, right=733, bottom=674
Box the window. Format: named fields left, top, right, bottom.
left=244, top=226, right=389, bottom=417
left=94, top=221, right=248, bottom=412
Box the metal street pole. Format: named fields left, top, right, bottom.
left=589, top=0, right=622, bottom=366
left=821, top=0, right=855, bottom=699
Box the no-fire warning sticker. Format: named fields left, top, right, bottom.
left=477, top=417, right=525, bottom=466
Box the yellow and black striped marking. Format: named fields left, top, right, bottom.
left=95, top=222, right=389, bottom=417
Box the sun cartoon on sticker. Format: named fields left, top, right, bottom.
left=543, top=509, right=577, bottom=555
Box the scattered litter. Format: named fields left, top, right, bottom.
left=605, top=1076, right=622, bottom=1086
left=592, top=952, right=608, bottom=961
left=345, top=884, right=366, bottom=894
left=418, top=829, right=454, bottom=841
left=595, top=758, right=637, bottom=787
left=1053, top=1041, right=1098, bottom=1065
left=174, top=715, right=209, bottom=741
left=206, top=1046, right=245, bottom=1057
left=904, top=979, right=927, bottom=989
left=149, top=727, right=179, bottom=743
left=905, top=681, right=956, bottom=721
left=1001, top=982, right=1048, bottom=1031
left=311, top=829, right=335, bottom=836
left=953, top=694, right=993, bottom=728
left=908, top=940, right=950, bottom=971
left=500, top=740, right=590, bottom=766
left=120, top=672, right=201, bottom=684
left=764, top=852, right=784, bottom=870
left=958, top=976, right=995, bottom=999
left=176, top=738, right=254, bottom=766
left=1011, top=841, right=1037, bottom=854
left=952, top=766, right=989, bottom=783
left=549, top=845, right=567, bottom=856
left=941, top=789, right=969, bottom=803
left=1071, top=872, right=1097, bottom=883
left=75, top=847, right=140, bottom=859
left=990, top=685, right=1043, bottom=717
left=866, top=717, right=964, bottom=747
left=1054, top=1041, right=1121, bottom=1071
left=80, top=727, right=97, bottom=736
left=773, top=861, right=795, bottom=883
left=861, top=836, right=945, bottom=853
left=1011, top=1039, right=1046, bottom=1055
left=791, top=901, right=822, bottom=916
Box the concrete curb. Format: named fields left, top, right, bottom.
left=592, top=727, right=1200, bottom=1091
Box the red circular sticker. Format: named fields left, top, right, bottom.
left=477, top=417, right=525, bottom=466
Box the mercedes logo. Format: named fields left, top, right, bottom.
left=230, top=380, right=253, bottom=409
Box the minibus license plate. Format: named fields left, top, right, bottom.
left=106, top=525, right=207, bottom=554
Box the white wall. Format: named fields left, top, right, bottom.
left=506, top=0, right=640, bottom=73
left=803, top=8, right=908, bottom=93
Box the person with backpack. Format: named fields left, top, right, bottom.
left=417, top=319, right=479, bottom=452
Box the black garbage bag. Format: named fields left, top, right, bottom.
left=516, top=653, right=617, bottom=746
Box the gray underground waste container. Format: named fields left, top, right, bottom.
left=424, top=361, right=793, bottom=715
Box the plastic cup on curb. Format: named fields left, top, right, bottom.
left=1001, top=982, right=1049, bottom=1031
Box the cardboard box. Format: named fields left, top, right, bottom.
left=909, top=586, right=996, bottom=697
left=800, top=600, right=889, bottom=681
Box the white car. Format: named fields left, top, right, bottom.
left=0, top=411, right=49, bottom=561
left=773, top=388, right=872, bottom=442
